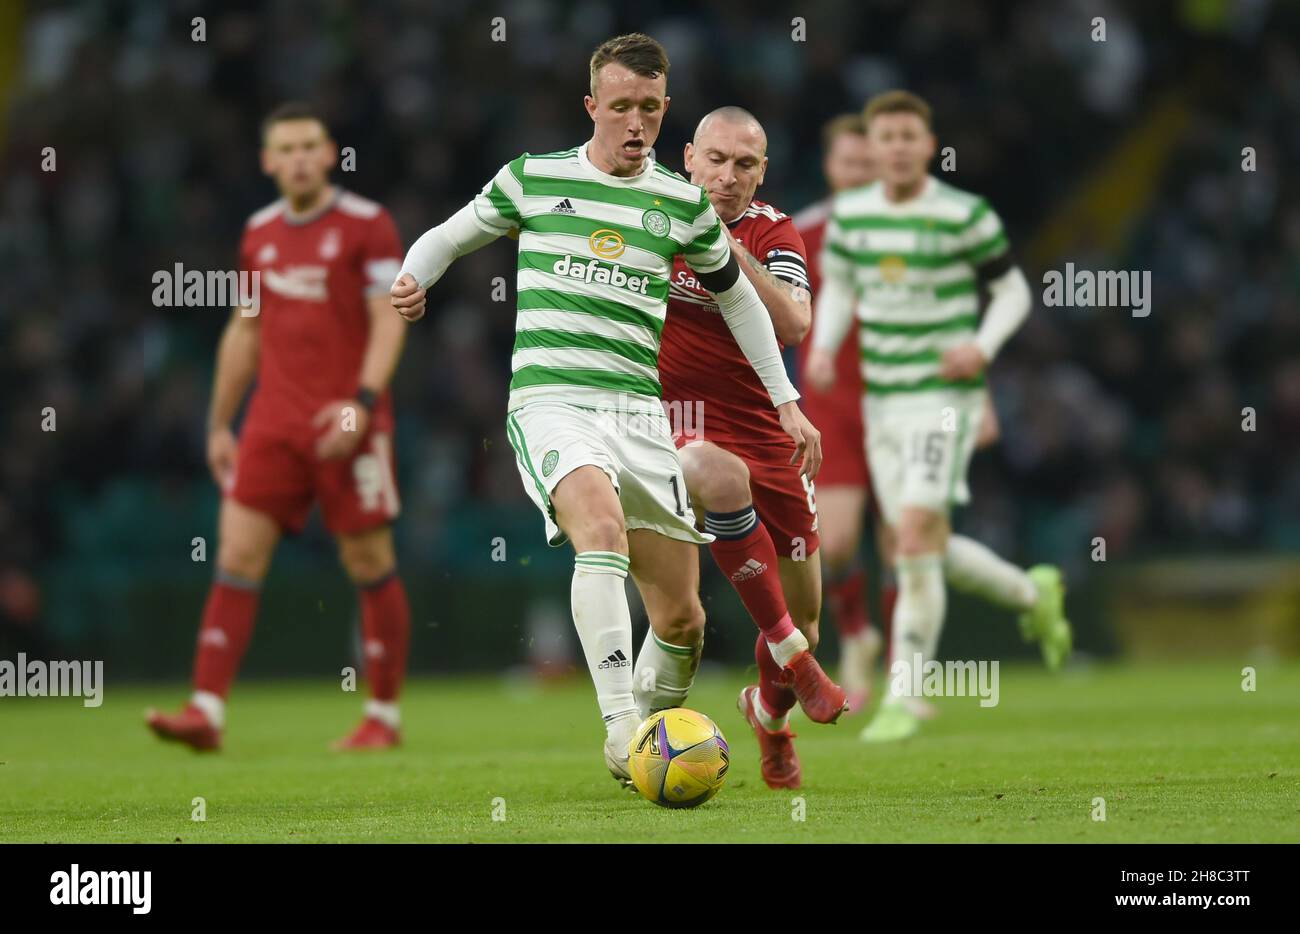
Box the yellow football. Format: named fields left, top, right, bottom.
left=627, top=708, right=729, bottom=808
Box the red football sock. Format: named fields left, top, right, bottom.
left=755, top=631, right=797, bottom=720
left=827, top=568, right=871, bottom=637
left=193, top=578, right=260, bottom=699
left=360, top=573, right=410, bottom=703
left=706, top=507, right=796, bottom=644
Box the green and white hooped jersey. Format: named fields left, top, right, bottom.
left=472, top=143, right=731, bottom=414
left=823, top=176, right=1011, bottom=406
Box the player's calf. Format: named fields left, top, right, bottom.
left=553, top=469, right=642, bottom=780
left=629, top=530, right=706, bottom=719
left=334, top=527, right=409, bottom=748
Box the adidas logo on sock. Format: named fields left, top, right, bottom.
left=730, top=558, right=768, bottom=582
left=598, top=649, right=631, bottom=670
left=550, top=198, right=577, bottom=214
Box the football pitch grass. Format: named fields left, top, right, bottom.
left=2, top=662, right=1297, bottom=843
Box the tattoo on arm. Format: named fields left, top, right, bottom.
left=738, top=246, right=809, bottom=306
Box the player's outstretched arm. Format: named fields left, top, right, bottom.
left=206, top=306, right=260, bottom=488
left=391, top=203, right=504, bottom=322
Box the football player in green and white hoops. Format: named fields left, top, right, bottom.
left=392, top=34, right=835, bottom=782
left=806, top=90, right=1072, bottom=743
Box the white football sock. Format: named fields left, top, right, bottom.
left=633, top=628, right=702, bottom=721
left=571, top=551, right=639, bottom=738
left=766, top=627, right=809, bottom=668
left=840, top=627, right=881, bottom=694
left=190, top=690, right=225, bottom=729
left=364, top=699, right=400, bottom=728
left=750, top=687, right=786, bottom=732
left=945, top=534, right=1037, bottom=611
left=885, top=553, right=946, bottom=707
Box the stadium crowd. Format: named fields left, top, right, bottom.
left=1, top=0, right=1297, bottom=642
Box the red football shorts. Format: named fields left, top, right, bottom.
left=228, top=418, right=400, bottom=535
left=676, top=434, right=820, bottom=558
left=799, top=387, right=869, bottom=490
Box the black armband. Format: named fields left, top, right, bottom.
left=975, top=251, right=1014, bottom=285
left=693, top=253, right=741, bottom=294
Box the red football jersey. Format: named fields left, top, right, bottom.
left=238, top=189, right=403, bottom=435
left=793, top=198, right=863, bottom=403
left=659, top=200, right=810, bottom=448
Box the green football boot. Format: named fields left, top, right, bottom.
left=1018, top=564, right=1073, bottom=671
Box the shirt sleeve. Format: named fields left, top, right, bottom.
left=810, top=209, right=857, bottom=353
left=361, top=209, right=405, bottom=297
left=956, top=200, right=1013, bottom=283
left=471, top=155, right=528, bottom=236
left=758, top=218, right=811, bottom=294
left=680, top=189, right=731, bottom=275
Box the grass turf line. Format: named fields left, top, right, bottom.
left=0, top=662, right=1296, bottom=842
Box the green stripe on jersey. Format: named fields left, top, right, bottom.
left=859, top=314, right=978, bottom=335
left=866, top=376, right=986, bottom=395
left=524, top=214, right=678, bottom=260
left=835, top=205, right=988, bottom=236
left=509, top=365, right=662, bottom=398
left=513, top=328, right=659, bottom=368
left=520, top=175, right=700, bottom=219
left=516, top=287, right=665, bottom=335
left=861, top=347, right=941, bottom=365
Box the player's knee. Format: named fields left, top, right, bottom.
left=655, top=596, right=705, bottom=647
left=337, top=531, right=396, bottom=585
left=691, top=455, right=750, bottom=513
left=572, top=511, right=627, bottom=554
left=896, top=509, right=946, bottom=557
left=818, top=527, right=856, bottom=569
left=217, top=539, right=272, bottom=583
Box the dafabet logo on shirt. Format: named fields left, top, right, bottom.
left=551, top=255, right=650, bottom=295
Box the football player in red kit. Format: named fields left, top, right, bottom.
left=147, top=103, right=411, bottom=751
left=658, top=107, right=846, bottom=790
left=792, top=114, right=885, bottom=713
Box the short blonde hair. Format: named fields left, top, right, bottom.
left=589, top=33, right=669, bottom=97
left=863, top=90, right=933, bottom=130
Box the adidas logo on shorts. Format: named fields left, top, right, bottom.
left=550, top=198, right=577, bottom=214
left=730, top=558, right=768, bottom=582
left=598, top=649, right=630, bottom=670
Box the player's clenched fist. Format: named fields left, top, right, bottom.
left=390, top=273, right=427, bottom=321
left=776, top=401, right=823, bottom=481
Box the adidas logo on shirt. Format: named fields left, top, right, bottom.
left=730, top=558, right=768, bottom=582
left=598, top=649, right=630, bottom=670
left=551, top=198, right=577, bottom=214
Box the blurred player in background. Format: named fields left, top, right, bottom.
left=147, top=103, right=411, bottom=751
left=658, top=106, right=847, bottom=791
left=796, top=116, right=1005, bottom=716
left=806, top=90, right=1072, bottom=743
left=390, top=35, right=828, bottom=785
left=793, top=114, right=884, bottom=714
